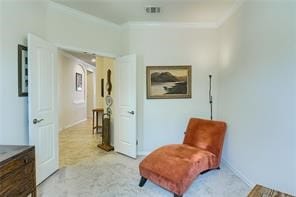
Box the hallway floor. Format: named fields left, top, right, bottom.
left=59, top=119, right=104, bottom=167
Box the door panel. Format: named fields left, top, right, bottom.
left=38, top=125, right=54, bottom=163
left=37, top=49, right=54, bottom=111
left=115, top=55, right=137, bottom=158
left=28, top=34, right=58, bottom=185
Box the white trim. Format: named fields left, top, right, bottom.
left=221, top=158, right=254, bottom=188
left=48, top=0, right=244, bottom=30
left=47, top=0, right=245, bottom=30
left=121, top=0, right=245, bottom=29
left=60, top=118, right=88, bottom=131
left=86, top=67, right=95, bottom=73
left=47, top=1, right=120, bottom=29
left=216, top=0, right=246, bottom=27
left=56, top=44, right=117, bottom=59
left=137, top=151, right=151, bottom=156
left=123, top=22, right=218, bottom=29
left=73, top=100, right=85, bottom=104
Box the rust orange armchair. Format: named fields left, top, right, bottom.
left=139, top=118, right=227, bottom=197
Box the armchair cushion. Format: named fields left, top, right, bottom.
left=183, top=118, right=226, bottom=165
left=139, top=144, right=217, bottom=195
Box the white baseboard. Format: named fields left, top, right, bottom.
left=137, top=151, right=151, bottom=156
left=222, top=158, right=254, bottom=188
left=61, top=118, right=87, bottom=131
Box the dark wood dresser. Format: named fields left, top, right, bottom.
left=248, top=184, right=295, bottom=197
left=0, top=145, right=36, bottom=197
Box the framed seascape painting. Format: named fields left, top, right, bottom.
left=146, top=65, right=192, bottom=99
left=18, top=45, right=28, bottom=97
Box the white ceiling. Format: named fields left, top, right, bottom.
left=62, top=49, right=96, bottom=66
left=52, top=0, right=239, bottom=25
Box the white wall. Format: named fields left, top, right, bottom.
left=58, top=51, right=90, bottom=130
left=217, top=1, right=296, bottom=195
left=46, top=2, right=121, bottom=56
left=0, top=0, right=120, bottom=144
left=87, top=71, right=94, bottom=119
left=0, top=0, right=47, bottom=144
left=0, top=1, right=4, bottom=142
left=122, top=25, right=219, bottom=153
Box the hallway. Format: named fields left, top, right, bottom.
left=59, top=119, right=104, bottom=167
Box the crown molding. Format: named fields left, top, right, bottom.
left=47, top=0, right=120, bottom=29
left=216, top=0, right=246, bottom=28
left=48, top=0, right=244, bottom=30
left=122, top=0, right=245, bottom=29
left=122, top=21, right=218, bottom=29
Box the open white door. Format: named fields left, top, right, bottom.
left=28, top=34, right=58, bottom=185
left=115, top=54, right=137, bottom=158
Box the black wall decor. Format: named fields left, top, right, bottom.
left=18, top=45, right=28, bottom=97
left=101, top=78, right=104, bottom=97
left=106, top=69, right=112, bottom=95
left=209, top=75, right=213, bottom=120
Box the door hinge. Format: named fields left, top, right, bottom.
left=136, top=140, right=138, bottom=145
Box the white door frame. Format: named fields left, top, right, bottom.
left=86, top=69, right=96, bottom=119
left=53, top=43, right=119, bottom=152
left=85, top=66, right=96, bottom=113
left=52, top=44, right=138, bottom=155
left=55, top=44, right=114, bottom=110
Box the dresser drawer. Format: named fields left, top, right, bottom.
left=0, top=161, right=35, bottom=197
left=0, top=148, right=34, bottom=178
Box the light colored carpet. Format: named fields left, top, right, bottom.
left=39, top=120, right=250, bottom=197
left=38, top=152, right=250, bottom=197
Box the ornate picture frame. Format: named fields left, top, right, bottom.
left=146, top=65, right=192, bottom=99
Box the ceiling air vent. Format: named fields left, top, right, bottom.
left=145, top=6, right=161, bottom=14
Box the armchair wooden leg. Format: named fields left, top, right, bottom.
left=201, top=169, right=210, bottom=174
left=174, top=193, right=182, bottom=197
left=139, top=176, right=147, bottom=187
left=201, top=167, right=221, bottom=175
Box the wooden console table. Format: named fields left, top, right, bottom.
left=92, top=108, right=104, bottom=134
left=248, top=185, right=294, bottom=197
left=0, top=145, right=36, bottom=197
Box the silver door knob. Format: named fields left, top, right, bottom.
left=33, top=118, right=44, bottom=124
left=128, top=111, right=135, bottom=115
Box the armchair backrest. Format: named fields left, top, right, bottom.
left=183, top=118, right=227, bottom=163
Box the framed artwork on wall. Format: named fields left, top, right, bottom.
left=146, top=65, right=192, bottom=99
left=75, top=72, right=83, bottom=91
left=18, top=44, right=28, bottom=97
